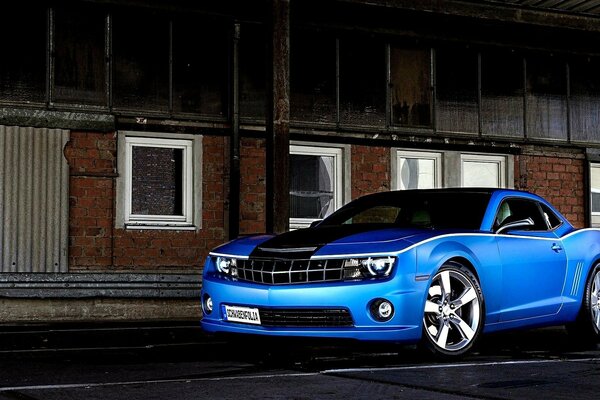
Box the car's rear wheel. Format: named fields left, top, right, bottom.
left=422, top=262, right=484, bottom=357
left=568, top=263, right=600, bottom=342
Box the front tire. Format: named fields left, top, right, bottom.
left=422, top=262, right=484, bottom=357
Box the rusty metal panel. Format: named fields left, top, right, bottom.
left=0, top=125, right=69, bottom=273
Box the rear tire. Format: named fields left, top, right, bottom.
left=421, top=262, right=485, bottom=357
left=568, top=263, right=600, bottom=343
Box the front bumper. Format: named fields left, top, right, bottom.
left=201, top=271, right=426, bottom=342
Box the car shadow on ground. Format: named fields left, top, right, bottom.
left=210, top=326, right=600, bottom=371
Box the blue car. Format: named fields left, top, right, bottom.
left=201, top=189, right=600, bottom=356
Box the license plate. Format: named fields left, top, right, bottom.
left=223, top=305, right=261, bottom=325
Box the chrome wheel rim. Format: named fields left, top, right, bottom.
left=423, top=269, right=481, bottom=352
left=591, top=270, right=600, bottom=331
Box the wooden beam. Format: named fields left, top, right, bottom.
left=266, top=0, right=291, bottom=234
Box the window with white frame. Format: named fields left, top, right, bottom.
left=290, top=144, right=344, bottom=229
left=461, top=153, right=507, bottom=188
left=392, top=149, right=511, bottom=190
left=117, top=132, right=201, bottom=229
left=393, top=150, right=442, bottom=190
left=590, top=164, right=600, bottom=227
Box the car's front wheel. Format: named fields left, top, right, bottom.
left=422, top=262, right=484, bottom=357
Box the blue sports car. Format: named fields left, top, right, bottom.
left=201, top=189, right=600, bottom=356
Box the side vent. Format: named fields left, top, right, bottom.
left=0, top=126, right=70, bottom=273
left=570, top=262, right=584, bottom=297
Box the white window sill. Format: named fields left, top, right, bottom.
left=124, top=224, right=198, bottom=231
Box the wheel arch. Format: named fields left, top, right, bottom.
left=445, top=256, right=479, bottom=281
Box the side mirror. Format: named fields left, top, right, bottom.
left=496, top=217, right=535, bottom=234
left=309, top=219, right=323, bottom=228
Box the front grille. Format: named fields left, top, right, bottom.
left=236, top=258, right=344, bottom=285
left=259, top=308, right=354, bottom=327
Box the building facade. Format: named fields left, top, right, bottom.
left=1, top=0, right=599, bottom=321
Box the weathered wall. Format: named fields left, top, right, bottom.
left=239, top=137, right=266, bottom=234
left=515, top=146, right=586, bottom=228
left=64, top=134, right=589, bottom=275
left=65, top=132, right=226, bottom=272
left=0, top=298, right=200, bottom=322
left=351, top=145, right=391, bottom=199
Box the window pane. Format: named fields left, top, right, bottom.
left=240, top=24, right=266, bottom=119
left=131, top=146, right=183, bottom=216
left=591, top=166, right=600, bottom=213
left=570, top=57, right=600, bottom=143
left=526, top=56, right=567, bottom=140
left=339, top=38, right=385, bottom=127
left=290, top=31, right=336, bottom=123
left=0, top=5, right=46, bottom=103
left=462, top=160, right=500, bottom=188
left=113, top=11, right=169, bottom=111
left=54, top=5, right=106, bottom=105
left=593, top=193, right=600, bottom=214
left=435, top=48, right=478, bottom=134
left=172, top=18, right=228, bottom=117
left=481, top=51, right=524, bottom=137
left=398, top=158, right=436, bottom=189
left=391, top=46, right=431, bottom=127
left=290, top=154, right=335, bottom=219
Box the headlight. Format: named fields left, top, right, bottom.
left=343, top=256, right=395, bottom=279
left=214, top=256, right=238, bottom=277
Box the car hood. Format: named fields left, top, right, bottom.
left=211, top=225, right=473, bottom=259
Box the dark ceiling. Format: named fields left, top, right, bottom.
left=485, top=0, right=600, bottom=16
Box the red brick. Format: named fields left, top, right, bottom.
left=518, top=151, right=585, bottom=228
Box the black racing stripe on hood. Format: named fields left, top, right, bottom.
left=249, top=224, right=394, bottom=259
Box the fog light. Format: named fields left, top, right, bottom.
left=370, top=298, right=394, bottom=322
left=203, top=294, right=213, bottom=314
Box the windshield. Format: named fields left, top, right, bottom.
left=320, top=191, right=491, bottom=230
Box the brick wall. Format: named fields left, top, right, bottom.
left=515, top=146, right=586, bottom=228
left=351, top=145, right=391, bottom=199
left=65, top=132, right=226, bottom=272
left=65, top=132, right=116, bottom=270
left=64, top=133, right=589, bottom=272
left=239, top=137, right=266, bottom=234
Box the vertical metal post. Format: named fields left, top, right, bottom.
left=105, top=12, right=112, bottom=109
left=566, top=61, right=571, bottom=143
left=336, top=38, right=341, bottom=128
left=523, top=56, right=528, bottom=139
left=168, top=19, right=174, bottom=115
left=47, top=6, right=54, bottom=106
left=477, top=51, right=482, bottom=136
left=266, top=0, right=290, bottom=234
left=229, top=23, right=241, bottom=239
left=385, top=43, right=391, bottom=129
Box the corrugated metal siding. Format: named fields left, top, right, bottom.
left=0, top=126, right=69, bottom=273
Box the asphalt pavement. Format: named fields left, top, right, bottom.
left=0, top=322, right=598, bottom=399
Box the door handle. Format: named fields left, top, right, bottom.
left=551, top=243, right=562, bottom=252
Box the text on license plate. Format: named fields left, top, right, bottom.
left=224, top=305, right=261, bottom=325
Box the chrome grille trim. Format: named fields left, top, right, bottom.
left=236, top=258, right=345, bottom=285
left=259, top=308, right=354, bottom=327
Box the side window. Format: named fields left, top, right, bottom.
left=494, top=199, right=548, bottom=231
left=540, top=203, right=562, bottom=229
